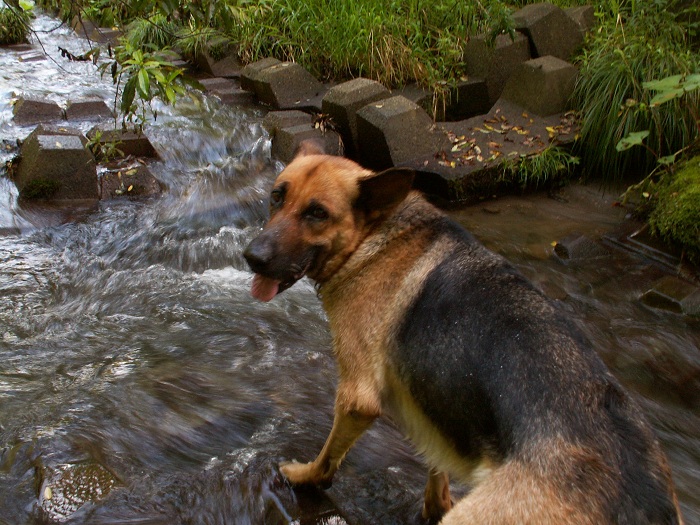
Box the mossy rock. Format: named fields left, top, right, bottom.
left=649, top=156, right=700, bottom=264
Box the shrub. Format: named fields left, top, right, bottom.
left=572, top=0, right=700, bottom=180
left=0, top=2, right=31, bottom=45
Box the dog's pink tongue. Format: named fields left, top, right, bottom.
left=251, top=274, right=281, bottom=302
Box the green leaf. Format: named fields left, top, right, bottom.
left=165, top=86, right=176, bottom=105
left=121, top=76, right=137, bottom=113
left=643, top=75, right=683, bottom=91
left=657, top=154, right=677, bottom=166
left=649, top=88, right=685, bottom=106
left=18, top=0, right=35, bottom=12
left=137, top=68, right=150, bottom=98
left=616, top=130, right=650, bottom=152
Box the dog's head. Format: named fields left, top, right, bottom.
left=244, top=141, right=414, bottom=301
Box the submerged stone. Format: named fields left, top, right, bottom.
left=640, top=276, right=700, bottom=316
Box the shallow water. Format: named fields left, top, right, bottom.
left=1, top=13, right=699, bottom=525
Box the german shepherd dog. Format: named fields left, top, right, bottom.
left=243, top=141, right=683, bottom=524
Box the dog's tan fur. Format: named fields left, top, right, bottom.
left=244, top=143, right=684, bottom=524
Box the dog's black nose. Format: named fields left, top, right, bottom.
left=243, top=235, right=275, bottom=274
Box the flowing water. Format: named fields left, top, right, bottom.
left=1, top=13, right=699, bottom=525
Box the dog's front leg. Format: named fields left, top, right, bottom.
left=422, top=467, right=452, bottom=523
left=280, top=406, right=377, bottom=488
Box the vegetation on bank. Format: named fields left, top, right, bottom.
left=0, top=1, right=33, bottom=44
left=13, top=0, right=700, bottom=260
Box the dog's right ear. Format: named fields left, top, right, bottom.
left=356, top=168, right=415, bottom=217
left=294, top=139, right=325, bottom=158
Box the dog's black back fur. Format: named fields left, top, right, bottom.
left=394, top=215, right=680, bottom=524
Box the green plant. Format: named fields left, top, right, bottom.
left=86, top=130, right=124, bottom=161
left=501, top=146, right=580, bottom=189
left=0, top=0, right=33, bottom=45
left=573, top=0, right=700, bottom=179
left=648, top=155, right=700, bottom=264
left=101, top=42, right=190, bottom=130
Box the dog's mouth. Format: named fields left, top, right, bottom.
left=249, top=258, right=315, bottom=302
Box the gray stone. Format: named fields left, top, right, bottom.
left=500, top=56, right=578, bottom=116
left=272, top=124, right=343, bottom=164
left=15, top=132, right=97, bottom=200
left=394, top=84, right=433, bottom=112
left=87, top=127, right=158, bottom=159
left=215, top=87, right=255, bottom=107
left=565, top=5, right=596, bottom=37
left=240, top=57, right=281, bottom=91
left=13, top=96, right=64, bottom=126
left=554, top=233, right=610, bottom=260
left=640, top=276, right=700, bottom=316
left=253, top=62, right=325, bottom=110
left=65, top=97, right=114, bottom=121
left=513, top=3, right=584, bottom=60
left=263, top=110, right=313, bottom=137
left=442, top=78, right=491, bottom=121
left=70, top=16, right=98, bottom=38
left=195, top=48, right=242, bottom=78
left=88, top=28, right=122, bottom=45
left=356, top=95, right=440, bottom=170
left=6, top=43, right=34, bottom=53
left=322, top=78, right=391, bottom=158
left=462, top=32, right=531, bottom=106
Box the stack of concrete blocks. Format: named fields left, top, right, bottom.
left=238, top=3, right=594, bottom=170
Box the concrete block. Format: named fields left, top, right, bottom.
left=272, top=124, right=343, bottom=164
left=322, top=78, right=391, bottom=158
left=215, top=87, right=255, bottom=107
left=87, top=127, right=158, bottom=159
left=462, top=32, right=531, bottom=106
left=70, top=16, right=98, bottom=38
left=356, top=95, right=440, bottom=170
left=6, top=43, right=34, bottom=53
left=195, top=48, right=243, bottom=78
left=640, top=276, right=700, bottom=316
left=566, top=5, right=596, bottom=37
left=99, top=164, right=163, bottom=200
left=253, top=62, right=325, bottom=110
left=88, top=27, right=122, bottom=45
left=15, top=132, right=97, bottom=200
left=198, top=77, right=237, bottom=93
left=240, top=57, right=281, bottom=91
left=513, top=3, right=584, bottom=60
left=65, top=97, right=114, bottom=121
left=442, top=78, right=491, bottom=121
left=12, top=96, right=64, bottom=126
left=500, top=56, right=578, bottom=116
left=263, top=110, right=313, bottom=137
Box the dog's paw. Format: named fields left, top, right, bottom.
left=279, top=461, right=332, bottom=489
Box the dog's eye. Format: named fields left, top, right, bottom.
left=305, top=205, right=329, bottom=221
left=270, top=188, right=284, bottom=206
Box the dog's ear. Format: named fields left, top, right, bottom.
left=356, top=168, right=415, bottom=216
left=295, top=139, right=325, bottom=158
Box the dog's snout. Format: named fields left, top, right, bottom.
left=244, top=234, right=276, bottom=274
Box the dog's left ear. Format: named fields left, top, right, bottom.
left=356, top=167, right=415, bottom=216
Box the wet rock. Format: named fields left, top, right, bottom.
left=640, top=276, right=700, bottom=316
left=15, top=127, right=97, bottom=200
left=240, top=57, right=282, bottom=92
left=39, top=462, right=119, bottom=523
left=499, top=56, right=578, bottom=117
left=70, top=15, right=98, bottom=38
left=462, top=32, right=532, bottom=106
left=88, top=27, right=121, bottom=45
left=513, top=2, right=584, bottom=61
left=12, top=96, right=64, bottom=126
left=196, top=49, right=243, bottom=78
left=99, top=163, right=164, bottom=200
left=198, top=77, right=254, bottom=106
left=272, top=124, right=343, bottom=164
left=356, top=95, right=441, bottom=170
left=322, top=78, right=392, bottom=158
left=5, top=43, right=34, bottom=52
left=87, top=126, right=159, bottom=159
left=263, top=110, right=313, bottom=138
left=65, top=97, right=114, bottom=121
left=253, top=62, right=326, bottom=110
left=18, top=51, right=46, bottom=62
left=554, top=233, right=610, bottom=261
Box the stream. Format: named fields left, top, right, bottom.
left=1, top=13, right=698, bottom=525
